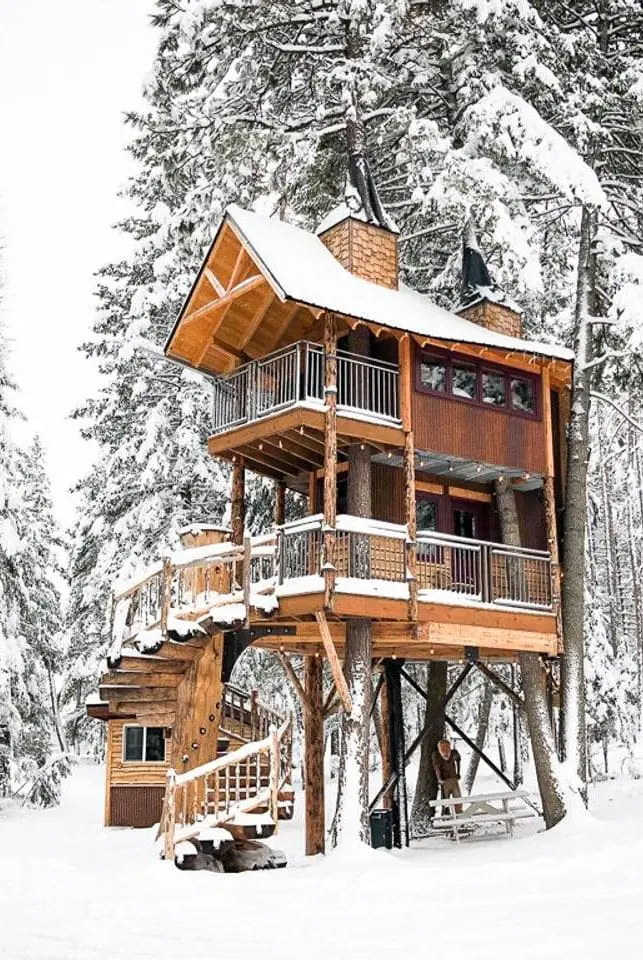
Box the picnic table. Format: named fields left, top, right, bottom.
left=428, top=789, right=538, bottom=841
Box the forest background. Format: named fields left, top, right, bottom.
left=1, top=0, right=642, bottom=808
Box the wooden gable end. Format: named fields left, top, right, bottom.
left=165, top=219, right=319, bottom=376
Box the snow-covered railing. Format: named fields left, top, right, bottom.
left=159, top=714, right=293, bottom=859
left=211, top=340, right=400, bottom=434
left=222, top=683, right=287, bottom=744
left=416, top=531, right=552, bottom=610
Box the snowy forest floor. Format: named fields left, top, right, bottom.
left=0, top=762, right=641, bottom=960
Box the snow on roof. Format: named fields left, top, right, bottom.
left=226, top=205, right=573, bottom=363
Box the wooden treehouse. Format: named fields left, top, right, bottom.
left=88, top=174, right=572, bottom=859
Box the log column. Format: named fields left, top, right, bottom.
left=322, top=312, right=337, bottom=607
left=304, top=655, right=325, bottom=855
left=541, top=364, right=563, bottom=652
left=275, top=480, right=286, bottom=527
left=231, top=457, right=246, bottom=546
left=399, top=335, right=418, bottom=620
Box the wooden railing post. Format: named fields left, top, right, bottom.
left=160, top=557, right=172, bottom=638
left=250, top=689, right=259, bottom=740
left=242, top=535, right=252, bottom=626
left=269, top=724, right=280, bottom=824
left=164, top=768, right=176, bottom=862
left=322, top=312, right=337, bottom=609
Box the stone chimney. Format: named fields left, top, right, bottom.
left=317, top=152, right=399, bottom=290
left=454, top=217, right=522, bottom=338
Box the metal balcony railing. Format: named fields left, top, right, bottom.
left=416, top=531, right=552, bottom=610
left=211, top=341, right=400, bottom=434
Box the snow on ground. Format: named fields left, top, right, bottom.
left=0, top=762, right=642, bottom=960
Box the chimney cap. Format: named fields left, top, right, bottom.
left=316, top=151, right=399, bottom=236
left=454, top=215, right=521, bottom=315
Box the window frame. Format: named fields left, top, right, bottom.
left=415, top=348, right=540, bottom=420
left=122, top=725, right=167, bottom=764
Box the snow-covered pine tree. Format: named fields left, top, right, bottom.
left=0, top=311, right=24, bottom=798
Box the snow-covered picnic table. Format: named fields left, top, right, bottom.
left=429, top=789, right=538, bottom=841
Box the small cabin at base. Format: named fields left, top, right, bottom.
left=88, top=169, right=572, bottom=854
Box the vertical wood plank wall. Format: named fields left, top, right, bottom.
left=105, top=720, right=170, bottom=827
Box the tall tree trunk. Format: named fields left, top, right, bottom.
left=512, top=666, right=524, bottom=787
left=495, top=476, right=567, bottom=828
left=333, top=326, right=373, bottom=847
left=561, top=205, right=595, bottom=795
left=410, top=660, right=447, bottom=830
left=463, top=680, right=493, bottom=794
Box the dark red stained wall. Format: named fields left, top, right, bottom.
left=109, top=785, right=165, bottom=827
left=411, top=344, right=547, bottom=474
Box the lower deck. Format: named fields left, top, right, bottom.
left=249, top=601, right=557, bottom=660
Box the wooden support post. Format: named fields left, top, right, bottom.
left=242, top=534, right=252, bottom=626
left=315, top=612, right=352, bottom=712
left=541, top=364, right=563, bottom=652
left=399, top=335, right=418, bottom=621
left=269, top=724, right=280, bottom=824
left=160, top=556, right=172, bottom=638
left=322, top=312, right=337, bottom=607
left=275, top=480, right=286, bottom=527
left=278, top=652, right=307, bottom=705
left=231, top=457, right=245, bottom=546
left=304, top=655, right=325, bottom=855
left=308, top=471, right=316, bottom=514
left=163, top=768, right=176, bottom=862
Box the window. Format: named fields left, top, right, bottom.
left=417, top=351, right=539, bottom=419
left=123, top=726, right=166, bottom=763
left=482, top=371, right=506, bottom=407
left=452, top=364, right=477, bottom=400
left=417, top=499, right=438, bottom=532
left=510, top=376, right=535, bottom=414
left=420, top=357, right=447, bottom=392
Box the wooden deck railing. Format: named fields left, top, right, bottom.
left=159, top=714, right=292, bottom=860
left=211, top=340, right=400, bottom=434
left=108, top=517, right=553, bottom=662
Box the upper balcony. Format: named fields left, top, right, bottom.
left=207, top=341, right=405, bottom=482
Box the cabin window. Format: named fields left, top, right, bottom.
left=417, top=499, right=438, bottom=532
left=420, top=357, right=447, bottom=392
left=417, top=351, right=539, bottom=419
left=123, top=726, right=166, bottom=763
left=481, top=371, right=506, bottom=407
left=452, top=364, right=477, bottom=401
left=510, top=376, right=535, bottom=414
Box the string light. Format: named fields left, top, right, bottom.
left=476, top=463, right=482, bottom=474
left=448, top=462, right=454, bottom=472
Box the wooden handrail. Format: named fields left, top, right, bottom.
left=160, top=714, right=292, bottom=861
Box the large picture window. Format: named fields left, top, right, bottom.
left=417, top=352, right=539, bottom=418
left=123, top=726, right=166, bottom=763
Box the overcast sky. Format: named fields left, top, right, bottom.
left=0, top=0, right=156, bottom=525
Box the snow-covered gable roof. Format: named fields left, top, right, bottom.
left=226, top=205, right=573, bottom=363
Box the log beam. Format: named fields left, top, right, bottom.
left=231, top=457, right=245, bottom=546
left=322, top=312, right=337, bottom=607
left=304, top=654, right=325, bottom=856
left=315, top=612, right=352, bottom=712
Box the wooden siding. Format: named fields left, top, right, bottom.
left=109, top=785, right=166, bottom=828
left=515, top=490, right=547, bottom=551
left=107, top=720, right=169, bottom=787
left=371, top=462, right=405, bottom=523
left=411, top=340, right=547, bottom=474
left=412, top=389, right=546, bottom=474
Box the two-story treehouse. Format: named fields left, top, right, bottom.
left=89, top=173, right=572, bottom=859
